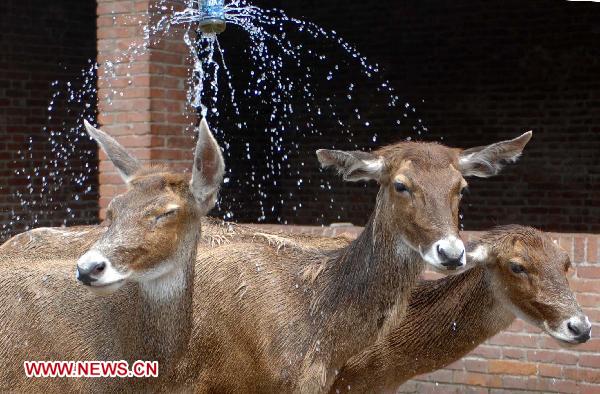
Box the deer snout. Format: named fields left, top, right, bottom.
left=566, top=315, right=592, bottom=343
left=420, top=236, right=467, bottom=273
left=434, top=237, right=466, bottom=270
left=77, top=250, right=109, bottom=285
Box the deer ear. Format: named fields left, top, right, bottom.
left=316, top=149, right=384, bottom=183
left=459, top=131, right=532, bottom=178
left=84, top=120, right=141, bottom=183
left=467, top=244, right=491, bottom=266
left=190, top=118, right=225, bottom=212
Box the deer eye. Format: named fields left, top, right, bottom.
left=156, top=209, right=178, bottom=222
left=460, top=187, right=469, bottom=197
left=510, top=262, right=526, bottom=275
left=394, top=182, right=409, bottom=194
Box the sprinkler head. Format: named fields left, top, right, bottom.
left=199, top=0, right=226, bottom=34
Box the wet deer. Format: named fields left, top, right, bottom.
left=0, top=131, right=531, bottom=392
left=173, top=132, right=532, bottom=392
left=329, top=225, right=591, bottom=394
left=0, top=118, right=225, bottom=392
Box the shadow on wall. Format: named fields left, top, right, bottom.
left=0, top=0, right=99, bottom=242
left=217, top=0, right=599, bottom=232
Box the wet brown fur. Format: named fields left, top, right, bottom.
left=0, top=117, right=224, bottom=394
left=0, top=141, right=464, bottom=392
left=329, top=226, right=584, bottom=393
left=0, top=133, right=531, bottom=393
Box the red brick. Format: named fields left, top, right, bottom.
left=501, top=347, right=526, bottom=360
left=538, top=363, right=563, bottom=378
left=573, top=337, right=600, bottom=353
left=488, top=332, right=539, bottom=348
left=424, top=369, right=453, bottom=383
left=96, top=0, right=192, bottom=208
left=97, top=27, right=136, bottom=40
left=98, top=173, right=125, bottom=186
left=564, top=367, right=600, bottom=384
left=488, top=360, right=537, bottom=376
left=580, top=384, right=600, bottom=394
left=580, top=354, right=600, bottom=368
left=464, top=359, right=487, bottom=373
left=97, top=2, right=134, bottom=15
left=501, top=376, right=530, bottom=390
left=553, top=380, right=580, bottom=394
left=578, top=266, right=600, bottom=279
left=587, top=238, right=599, bottom=263
left=575, top=237, right=586, bottom=262
left=569, top=278, right=600, bottom=293
left=453, top=371, right=489, bottom=387
left=577, top=293, right=600, bottom=307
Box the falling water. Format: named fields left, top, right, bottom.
left=164, top=0, right=429, bottom=223
left=2, top=0, right=429, bottom=240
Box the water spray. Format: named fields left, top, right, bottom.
left=198, top=0, right=227, bottom=34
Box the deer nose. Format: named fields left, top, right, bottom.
left=567, top=316, right=592, bottom=343
left=77, top=250, right=109, bottom=285
left=435, top=238, right=466, bottom=270
left=76, top=262, right=106, bottom=285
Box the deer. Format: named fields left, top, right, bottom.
left=0, top=131, right=531, bottom=392
left=0, top=118, right=225, bottom=392
left=166, top=132, right=533, bottom=392
left=329, top=225, right=592, bottom=394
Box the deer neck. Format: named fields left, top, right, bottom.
left=330, top=267, right=516, bottom=393
left=130, top=228, right=198, bottom=371
left=326, top=209, right=424, bottom=336
left=409, top=266, right=516, bottom=359
left=483, top=268, right=519, bottom=329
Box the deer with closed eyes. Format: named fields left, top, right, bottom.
left=0, top=118, right=225, bottom=393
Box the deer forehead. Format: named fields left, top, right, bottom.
left=125, top=174, right=193, bottom=204
left=108, top=189, right=187, bottom=219
left=131, top=172, right=189, bottom=192
left=391, top=160, right=413, bottom=184
left=498, top=240, right=531, bottom=264
left=500, top=236, right=568, bottom=272
left=377, top=140, right=460, bottom=163
left=391, top=160, right=465, bottom=191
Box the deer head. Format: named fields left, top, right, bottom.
left=317, top=131, right=532, bottom=272
left=469, top=226, right=591, bottom=344
left=76, top=119, right=225, bottom=295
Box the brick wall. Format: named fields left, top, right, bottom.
left=256, top=223, right=600, bottom=393
left=96, top=0, right=194, bottom=219
left=0, top=0, right=99, bottom=240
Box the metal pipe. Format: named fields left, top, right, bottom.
left=198, top=0, right=226, bottom=34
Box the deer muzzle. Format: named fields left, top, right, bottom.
left=76, top=250, right=127, bottom=292
left=421, top=235, right=467, bottom=273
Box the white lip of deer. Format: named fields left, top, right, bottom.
left=77, top=249, right=129, bottom=291
left=418, top=235, right=466, bottom=272
left=543, top=316, right=592, bottom=344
